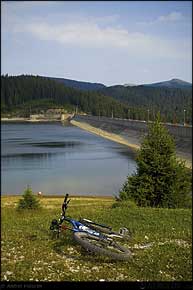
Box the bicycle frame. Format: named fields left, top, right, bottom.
left=59, top=215, right=101, bottom=237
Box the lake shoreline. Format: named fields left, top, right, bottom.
left=70, top=119, right=140, bottom=151
left=70, top=119, right=192, bottom=169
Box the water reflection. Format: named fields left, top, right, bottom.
left=22, top=141, right=83, bottom=148
left=2, top=152, right=58, bottom=159
left=1, top=122, right=137, bottom=195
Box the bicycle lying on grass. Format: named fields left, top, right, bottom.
left=50, top=194, right=132, bottom=261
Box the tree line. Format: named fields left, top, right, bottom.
left=99, top=85, right=192, bottom=125
left=1, top=75, right=129, bottom=118
left=1, top=74, right=192, bottom=124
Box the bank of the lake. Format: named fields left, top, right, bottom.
left=70, top=119, right=192, bottom=169
left=71, top=119, right=140, bottom=151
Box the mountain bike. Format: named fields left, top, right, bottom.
left=49, top=194, right=132, bottom=261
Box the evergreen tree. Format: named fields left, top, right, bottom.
left=17, top=186, right=40, bottom=210
left=119, top=114, right=192, bottom=208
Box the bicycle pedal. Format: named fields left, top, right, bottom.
left=119, top=227, right=130, bottom=235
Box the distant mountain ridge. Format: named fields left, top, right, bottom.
left=142, top=78, right=192, bottom=89
left=42, top=76, right=106, bottom=91
left=44, top=76, right=191, bottom=90
left=123, top=83, right=137, bottom=87
left=3, top=74, right=191, bottom=91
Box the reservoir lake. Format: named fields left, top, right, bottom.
left=1, top=122, right=137, bottom=196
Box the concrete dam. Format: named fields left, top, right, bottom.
left=71, top=115, right=192, bottom=169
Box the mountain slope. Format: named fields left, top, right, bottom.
left=42, top=76, right=191, bottom=90
left=42, top=76, right=106, bottom=91
left=98, top=84, right=192, bottom=124
left=1, top=75, right=128, bottom=118
left=142, top=78, right=192, bottom=89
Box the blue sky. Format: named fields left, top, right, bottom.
left=1, top=1, right=192, bottom=85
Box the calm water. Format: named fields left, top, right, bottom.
left=1, top=122, right=137, bottom=196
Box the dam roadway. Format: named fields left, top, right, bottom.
left=70, top=115, right=192, bottom=169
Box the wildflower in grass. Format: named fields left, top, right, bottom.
left=6, top=271, right=13, bottom=276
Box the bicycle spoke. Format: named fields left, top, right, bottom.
left=80, top=234, right=129, bottom=255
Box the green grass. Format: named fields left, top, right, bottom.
left=1, top=196, right=192, bottom=282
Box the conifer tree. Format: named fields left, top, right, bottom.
left=119, top=114, right=191, bottom=208
left=17, top=186, right=40, bottom=210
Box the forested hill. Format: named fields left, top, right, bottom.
left=98, top=85, right=192, bottom=124
left=42, top=76, right=106, bottom=91
left=1, top=75, right=129, bottom=118
left=1, top=74, right=192, bottom=124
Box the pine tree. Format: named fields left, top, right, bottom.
left=119, top=114, right=192, bottom=208
left=17, top=186, right=40, bottom=210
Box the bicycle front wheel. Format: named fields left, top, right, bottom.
left=73, top=232, right=132, bottom=261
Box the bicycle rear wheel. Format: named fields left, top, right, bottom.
left=73, top=232, right=132, bottom=261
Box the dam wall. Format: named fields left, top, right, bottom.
left=72, top=115, right=192, bottom=168
left=74, top=115, right=192, bottom=138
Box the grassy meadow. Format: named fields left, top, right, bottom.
left=1, top=195, right=192, bottom=282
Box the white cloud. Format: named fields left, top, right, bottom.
left=138, top=11, right=184, bottom=26
left=23, top=22, right=134, bottom=48
left=2, top=5, right=191, bottom=62
left=13, top=20, right=189, bottom=61
left=157, top=11, right=183, bottom=22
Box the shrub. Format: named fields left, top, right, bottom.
left=17, top=186, right=40, bottom=210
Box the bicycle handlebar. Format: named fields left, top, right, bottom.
left=64, top=193, right=69, bottom=203
left=62, top=194, right=71, bottom=216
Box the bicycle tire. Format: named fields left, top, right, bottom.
left=73, top=232, right=132, bottom=261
